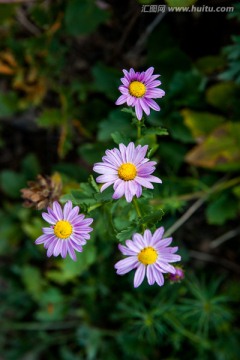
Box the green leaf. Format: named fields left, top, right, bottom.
left=121, top=107, right=136, bottom=116
left=206, top=193, right=239, bottom=225
left=168, top=71, right=203, bottom=108
left=98, top=110, right=134, bottom=141
left=37, top=108, right=63, bottom=128
left=111, top=131, right=131, bottom=145
left=89, top=175, right=99, bottom=193
left=92, top=63, right=121, bottom=100
left=182, top=110, right=225, bottom=141
left=206, top=82, right=240, bottom=113
left=46, top=243, right=96, bottom=284
left=139, top=210, right=164, bottom=227
left=65, top=0, right=109, bottom=36
left=232, top=185, right=240, bottom=198
left=147, top=144, right=159, bottom=158
left=143, top=127, right=168, bottom=136
left=61, top=183, right=97, bottom=211
left=94, top=187, right=114, bottom=202
left=116, top=224, right=140, bottom=242
left=78, top=143, right=106, bottom=164
left=195, top=55, right=226, bottom=75
left=185, top=122, right=240, bottom=171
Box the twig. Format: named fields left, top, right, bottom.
left=210, top=227, right=240, bottom=249
left=164, top=197, right=206, bottom=237
left=126, top=11, right=167, bottom=59
left=164, top=176, right=240, bottom=237
left=189, top=250, right=240, bottom=274
left=16, top=7, right=41, bottom=36
left=112, top=10, right=140, bottom=59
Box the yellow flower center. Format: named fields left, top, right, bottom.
left=118, top=163, right=137, bottom=181
left=129, top=81, right=146, bottom=98
left=54, top=220, right=72, bottom=239
left=138, top=247, right=158, bottom=265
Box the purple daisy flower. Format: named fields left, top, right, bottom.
left=115, top=227, right=181, bottom=288
left=93, top=142, right=162, bottom=203
left=115, top=67, right=165, bottom=120
left=35, top=201, right=93, bottom=261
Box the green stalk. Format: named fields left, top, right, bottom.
left=133, top=197, right=145, bottom=231
left=137, top=122, right=141, bottom=139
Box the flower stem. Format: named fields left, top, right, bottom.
left=133, top=197, right=145, bottom=231
left=133, top=197, right=142, bottom=217
left=137, top=121, right=141, bottom=139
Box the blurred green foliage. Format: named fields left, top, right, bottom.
left=0, top=0, right=240, bottom=359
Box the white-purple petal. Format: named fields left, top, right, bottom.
left=134, top=264, right=146, bottom=288
left=135, top=101, right=143, bottom=120
left=42, top=212, right=56, bottom=225
left=53, top=201, right=63, bottom=220
left=116, top=94, right=127, bottom=105
left=63, top=201, right=73, bottom=220
left=146, top=265, right=155, bottom=285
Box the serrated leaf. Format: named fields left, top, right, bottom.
left=147, top=144, right=159, bottom=158
left=143, top=127, right=168, bottom=136
left=89, top=175, right=99, bottom=193
left=121, top=107, right=136, bottom=116
left=61, top=183, right=97, bottom=210
left=139, top=210, right=164, bottom=226
left=98, top=110, right=134, bottom=141
left=116, top=224, right=140, bottom=242
left=111, top=131, right=131, bottom=145
left=94, top=187, right=114, bottom=202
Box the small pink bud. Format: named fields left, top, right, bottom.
left=169, top=267, right=185, bottom=283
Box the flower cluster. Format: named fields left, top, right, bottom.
left=34, top=67, right=182, bottom=288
